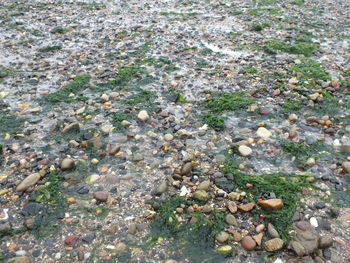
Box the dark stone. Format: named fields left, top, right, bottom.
left=82, top=233, right=95, bottom=244
left=323, top=248, right=331, bottom=260
left=317, top=219, right=331, bottom=231
left=21, top=202, right=43, bottom=216
left=76, top=186, right=89, bottom=194
left=314, top=202, right=326, bottom=209
left=32, top=249, right=41, bottom=257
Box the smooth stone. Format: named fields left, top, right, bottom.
left=93, top=191, right=109, bottom=202
left=6, top=256, right=32, bottom=263
left=164, top=134, right=174, bottom=141
left=238, top=202, right=255, bottom=212
left=256, top=127, right=272, bottom=139
left=225, top=214, right=239, bottom=226
left=21, top=202, right=43, bottom=216
left=241, top=236, right=256, bottom=251
left=154, top=180, right=168, bottom=196
left=181, top=162, right=192, bottom=175
left=64, top=235, right=79, bottom=247
left=217, top=245, right=233, bottom=254
left=16, top=173, right=41, bottom=192
left=267, top=223, right=280, bottom=238
left=319, top=235, right=333, bottom=248
left=342, top=162, right=350, bottom=173
left=132, top=153, right=144, bottom=162
left=238, top=145, right=252, bottom=156
left=215, top=154, right=226, bottom=164
left=215, top=231, right=230, bottom=243
left=192, top=190, right=209, bottom=201
left=137, top=110, right=149, bottom=121
left=227, top=201, right=237, bottom=213
left=60, top=158, right=75, bottom=170
left=264, top=238, right=284, bottom=251
left=258, top=198, right=283, bottom=210
left=253, top=233, right=263, bottom=246
left=256, top=224, right=265, bottom=233
left=197, top=180, right=211, bottom=191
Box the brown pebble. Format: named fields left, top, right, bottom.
left=241, top=236, right=256, bottom=251
left=93, top=191, right=109, bottom=202
left=65, top=235, right=79, bottom=247
left=238, top=202, right=255, bottom=212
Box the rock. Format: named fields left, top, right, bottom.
left=62, top=123, right=80, bottom=134
left=256, top=127, right=272, bottom=139
left=24, top=217, right=35, bottom=229
left=181, top=162, right=192, bottom=175
left=264, top=238, right=284, bottom=251
left=132, top=153, right=144, bottom=162
left=290, top=222, right=319, bottom=256
left=64, top=235, right=79, bottom=247
left=93, top=191, right=109, bottom=202
left=60, top=158, right=75, bottom=171
left=267, top=223, right=280, bottom=238
left=164, top=134, right=174, bottom=141
left=128, top=224, right=137, bottom=234
left=241, top=236, right=256, bottom=251
left=290, top=241, right=307, bottom=256
left=217, top=245, right=233, bottom=254
left=227, top=201, right=237, bottom=213
left=319, top=235, right=333, bottom=248
left=100, top=93, right=109, bottom=102
left=215, top=231, right=230, bottom=243
left=21, top=203, right=43, bottom=217
left=100, top=125, right=113, bottom=134
left=306, top=157, right=316, bottom=166
left=289, top=113, right=298, bottom=121
left=314, top=256, right=326, bottom=263
left=238, top=145, right=252, bottom=156
left=342, top=162, right=350, bottom=173
left=214, top=154, right=226, bottom=164
left=197, top=180, right=211, bottom=191
left=192, top=190, right=209, bottom=201
left=137, top=110, right=149, bottom=121
left=6, top=256, right=32, bottom=263
left=256, top=224, right=265, bottom=233
left=154, top=180, right=168, bottom=196
left=225, top=214, right=238, bottom=226
left=258, top=198, right=283, bottom=210
left=16, top=173, right=41, bottom=192
left=238, top=202, right=255, bottom=212
left=108, top=145, right=121, bottom=155
left=253, top=233, right=263, bottom=246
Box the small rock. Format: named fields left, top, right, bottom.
left=164, top=134, right=174, bottom=141
left=64, top=235, right=79, bottom=247
left=267, top=223, right=280, bottom=238
left=217, top=245, right=233, bottom=254
left=154, top=180, right=168, bottom=196
left=137, top=110, right=149, bottom=121
left=215, top=231, right=230, bottom=243
left=314, top=202, right=326, bottom=209
left=225, top=214, right=238, bottom=226
left=342, top=162, right=350, bottom=173
left=181, top=162, right=192, bottom=175
left=16, top=173, right=41, bottom=192
left=258, top=198, right=283, bottom=210
left=227, top=201, right=237, bottom=213
left=256, top=127, right=272, bottom=139
left=197, top=180, right=211, bottom=191
left=238, top=145, right=252, bottom=156
left=192, top=190, right=209, bottom=201
left=306, top=157, right=316, bottom=166
left=93, top=191, right=109, bottom=202
left=132, top=153, right=144, bottom=162
left=62, top=123, right=80, bottom=134
left=253, top=233, right=263, bottom=246
left=128, top=223, right=137, bottom=235
left=60, top=158, right=75, bottom=171
left=264, top=238, right=284, bottom=251
left=289, top=113, right=298, bottom=121
left=256, top=224, right=265, bottom=233
left=319, top=235, right=333, bottom=248
left=100, top=94, right=109, bottom=102
left=241, top=236, right=256, bottom=251
left=238, top=202, right=255, bottom=212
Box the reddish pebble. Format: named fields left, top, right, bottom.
left=241, top=236, right=257, bottom=251
left=289, top=131, right=297, bottom=139
left=65, top=235, right=79, bottom=247
left=93, top=191, right=109, bottom=202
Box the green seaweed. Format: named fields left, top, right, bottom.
left=0, top=111, right=25, bottom=135
left=202, top=113, right=226, bottom=131
left=38, top=45, right=63, bottom=52
left=203, top=92, right=255, bottom=113
left=264, top=38, right=318, bottom=56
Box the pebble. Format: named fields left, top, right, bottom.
left=241, top=236, right=256, bottom=250
left=227, top=201, right=237, bottom=213
left=6, top=256, right=32, bottom=263
left=319, top=235, right=333, bottom=248
left=225, top=214, right=239, bottom=226
left=60, top=158, right=75, bottom=170
left=154, top=180, right=168, bottom=195
left=62, top=123, right=80, bottom=134
left=164, top=133, right=174, bottom=141
left=342, top=161, right=350, bottom=173
left=238, top=202, right=255, bottom=212
left=93, top=191, right=109, bottom=202
left=238, top=145, right=252, bottom=156
left=289, top=113, right=298, bottom=121
left=215, top=231, right=230, bottom=243
left=256, top=224, right=265, bottom=232
left=267, top=223, right=280, bottom=238
left=16, top=173, right=41, bottom=192
left=64, top=235, right=79, bottom=247
left=181, top=162, right=192, bottom=175
left=137, top=110, right=149, bottom=121
left=258, top=198, right=283, bottom=209
left=253, top=233, right=263, bottom=246
left=192, top=190, right=209, bottom=201
left=197, top=180, right=211, bottom=191
left=217, top=245, right=233, bottom=254
left=256, top=127, right=272, bottom=139
left=306, top=157, right=316, bottom=166
left=264, top=238, right=284, bottom=251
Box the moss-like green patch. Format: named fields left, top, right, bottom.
left=202, top=113, right=226, bottom=131
left=148, top=196, right=228, bottom=262
left=264, top=38, right=318, bottom=56
left=111, top=111, right=133, bottom=132
left=330, top=190, right=350, bottom=207
left=291, top=59, right=330, bottom=88
left=0, top=111, right=25, bottom=135
left=280, top=98, right=304, bottom=114
left=223, top=146, right=313, bottom=241
left=281, top=141, right=333, bottom=167
left=43, top=74, right=90, bottom=103
left=203, top=92, right=255, bottom=114
left=38, top=45, right=63, bottom=52
left=33, top=172, right=64, bottom=203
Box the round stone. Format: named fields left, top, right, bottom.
left=93, top=191, right=109, bottom=202
left=241, top=236, right=256, bottom=251
left=263, top=238, right=284, bottom=252
left=215, top=231, right=230, bottom=243
left=164, top=133, right=174, bottom=141
left=137, top=110, right=149, bottom=121
left=238, top=145, right=252, bottom=156
left=60, top=158, right=75, bottom=171
left=192, top=190, right=209, bottom=201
